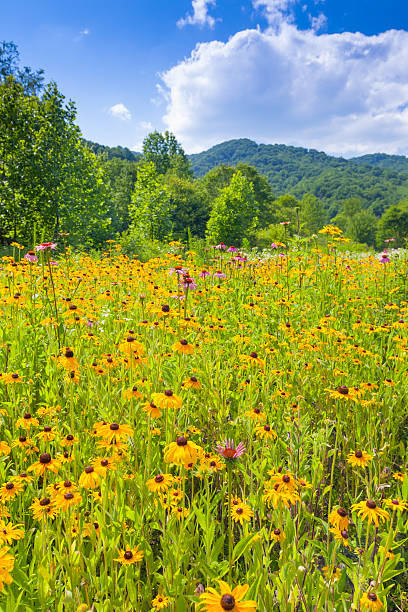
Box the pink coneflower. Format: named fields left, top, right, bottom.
left=24, top=251, right=38, bottom=263
left=384, top=238, right=395, bottom=243
left=213, top=270, right=226, bottom=279
left=181, top=276, right=197, bottom=290
left=169, top=266, right=186, bottom=276
left=215, top=243, right=227, bottom=250
left=35, top=242, right=57, bottom=251
left=271, top=243, right=278, bottom=249
left=280, top=221, right=290, bottom=226
left=199, top=270, right=211, bottom=278
left=228, top=246, right=237, bottom=252
left=215, top=439, right=246, bottom=459
left=380, top=252, right=390, bottom=264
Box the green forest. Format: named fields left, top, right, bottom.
left=2, top=40, right=408, bottom=254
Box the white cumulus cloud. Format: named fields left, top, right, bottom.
left=109, top=103, right=132, bottom=121
left=160, top=21, right=408, bottom=156
left=177, top=0, right=217, bottom=29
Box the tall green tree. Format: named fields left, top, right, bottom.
left=0, top=76, right=110, bottom=245
left=165, top=175, right=210, bottom=240
left=301, top=193, right=327, bottom=234
left=142, top=131, right=191, bottom=177
left=129, top=162, right=173, bottom=241
left=376, top=201, right=408, bottom=247
left=206, top=170, right=258, bottom=246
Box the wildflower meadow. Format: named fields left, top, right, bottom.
left=0, top=229, right=407, bottom=611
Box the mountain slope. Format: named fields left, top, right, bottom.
left=350, top=153, right=408, bottom=174
left=189, top=139, right=408, bottom=215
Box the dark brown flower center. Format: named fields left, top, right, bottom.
left=274, top=528, right=281, bottom=535
left=282, top=475, right=290, bottom=483
left=64, top=492, right=74, bottom=500
left=101, top=459, right=109, bottom=467
left=110, top=423, right=119, bottom=431
left=366, top=500, right=377, bottom=509
left=66, top=434, right=74, bottom=441
left=367, top=593, right=377, bottom=601
left=250, top=352, right=258, bottom=359
left=355, top=450, right=363, bottom=458
left=221, top=594, right=235, bottom=610
left=337, top=507, right=347, bottom=517
left=40, top=453, right=51, bottom=464
left=337, top=385, right=349, bottom=395
left=40, top=498, right=50, bottom=506
left=23, top=413, right=31, bottom=419
left=165, top=389, right=173, bottom=397
left=65, top=349, right=74, bottom=358
left=341, top=530, right=348, bottom=538
left=155, top=474, right=164, bottom=483
left=176, top=436, right=187, bottom=446
left=180, top=339, right=188, bottom=345
left=5, top=483, right=14, bottom=490
left=124, top=551, right=133, bottom=560
left=85, top=466, right=94, bottom=474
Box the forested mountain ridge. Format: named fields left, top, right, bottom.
left=189, top=139, right=408, bottom=216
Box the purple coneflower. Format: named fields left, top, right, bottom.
left=215, top=243, right=227, bottom=250
left=380, top=251, right=390, bottom=264
left=213, top=271, right=226, bottom=279
left=199, top=270, right=211, bottom=278
left=35, top=242, right=57, bottom=251
left=215, top=439, right=246, bottom=459
left=24, top=251, right=38, bottom=263
left=227, top=246, right=237, bottom=252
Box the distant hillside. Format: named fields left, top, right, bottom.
left=351, top=153, right=408, bottom=174
left=189, top=139, right=408, bottom=216
left=84, top=139, right=141, bottom=162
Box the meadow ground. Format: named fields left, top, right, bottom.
left=0, top=232, right=407, bottom=611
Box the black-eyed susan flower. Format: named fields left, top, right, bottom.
left=271, top=528, right=286, bottom=544
left=54, top=490, right=82, bottom=511
left=29, top=497, right=58, bottom=521
left=114, top=546, right=144, bottom=564
left=0, top=481, right=24, bottom=501
left=245, top=407, right=266, bottom=423
left=230, top=502, right=253, bottom=525
left=28, top=453, right=61, bottom=476
left=347, top=449, right=372, bottom=468
left=118, top=336, right=145, bottom=356
left=328, top=507, right=349, bottom=531
left=0, top=521, right=23, bottom=547
left=182, top=376, right=201, bottom=389
left=146, top=473, right=174, bottom=493
left=172, top=506, right=189, bottom=521
left=98, top=422, right=134, bottom=442
left=172, top=339, right=194, bottom=355
left=78, top=466, right=100, bottom=489
left=383, top=498, right=408, bottom=512
left=198, top=580, right=257, bottom=611
left=351, top=500, right=390, bottom=527
left=255, top=424, right=277, bottom=440
left=329, top=526, right=351, bottom=549
left=15, top=413, right=39, bottom=429
left=152, top=390, right=182, bottom=410
left=141, top=401, right=162, bottom=418
left=152, top=594, right=171, bottom=610
left=164, top=436, right=200, bottom=465
left=360, top=592, right=383, bottom=611
left=393, top=471, right=406, bottom=482
left=92, top=456, right=116, bottom=477
left=0, top=442, right=10, bottom=457
left=123, top=386, right=143, bottom=400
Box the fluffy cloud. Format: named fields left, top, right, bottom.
left=109, top=103, right=132, bottom=121
left=160, top=20, right=408, bottom=156
left=177, top=0, right=217, bottom=29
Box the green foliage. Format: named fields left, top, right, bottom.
left=301, top=193, right=327, bottom=234
left=352, top=152, right=408, bottom=174
left=142, top=131, right=191, bottom=177
left=0, top=76, right=110, bottom=246
left=129, top=162, right=174, bottom=243
left=347, top=210, right=378, bottom=246
left=165, top=175, right=210, bottom=240
left=376, top=200, right=408, bottom=247
left=104, top=158, right=140, bottom=234
left=206, top=170, right=259, bottom=246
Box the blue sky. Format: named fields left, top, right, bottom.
left=3, top=0, right=408, bottom=156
